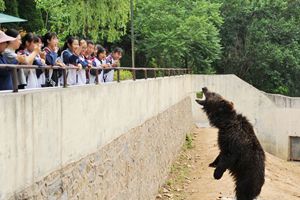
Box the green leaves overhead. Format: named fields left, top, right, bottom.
left=216, top=0, right=300, bottom=96
left=35, top=0, right=130, bottom=42
left=134, top=0, right=223, bottom=73
left=0, top=0, right=5, bottom=11
left=1, top=0, right=300, bottom=96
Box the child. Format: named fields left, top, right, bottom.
left=18, top=33, right=45, bottom=89
left=60, top=36, right=81, bottom=86
left=43, top=32, right=65, bottom=87
left=37, top=35, right=46, bottom=87
left=91, top=45, right=109, bottom=83
left=104, top=47, right=123, bottom=82
left=77, top=39, right=89, bottom=85
left=85, top=40, right=95, bottom=84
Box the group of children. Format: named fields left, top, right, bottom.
left=0, top=29, right=123, bottom=90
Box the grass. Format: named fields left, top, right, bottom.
left=156, top=133, right=195, bottom=199
left=184, top=134, right=194, bottom=150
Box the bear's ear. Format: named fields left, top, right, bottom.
left=219, top=100, right=234, bottom=112
left=195, top=99, right=205, bottom=106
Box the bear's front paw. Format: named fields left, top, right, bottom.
left=209, top=162, right=217, bottom=168
left=213, top=168, right=224, bottom=180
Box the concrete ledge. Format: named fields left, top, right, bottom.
left=8, top=98, right=193, bottom=200
left=0, top=75, right=193, bottom=199
left=265, top=93, right=300, bottom=108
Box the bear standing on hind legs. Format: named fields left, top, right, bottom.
left=195, top=87, right=265, bottom=200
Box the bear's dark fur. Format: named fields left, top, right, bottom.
left=196, top=87, right=265, bottom=200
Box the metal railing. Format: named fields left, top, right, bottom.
left=0, top=64, right=192, bottom=93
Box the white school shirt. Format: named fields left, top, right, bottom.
left=77, top=55, right=87, bottom=85
left=90, top=58, right=105, bottom=83
left=61, top=49, right=77, bottom=86
left=104, top=55, right=117, bottom=82
left=23, top=50, right=41, bottom=89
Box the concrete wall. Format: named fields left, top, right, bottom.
left=9, top=98, right=193, bottom=200
left=265, top=93, right=300, bottom=108
left=1, top=74, right=300, bottom=199
left=0, top=76, right=194, bottom=200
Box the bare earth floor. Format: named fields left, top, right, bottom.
left=157, top=127, right=300, bottom=200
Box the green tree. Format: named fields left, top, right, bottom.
left=35, top=0, right=130, bottom=42
left=17, top=0, right=44, bottom=32
left=216, top=0, right=300, bottom=96
left=3, top=0, right=19, bottom=29
left=134, top=0, right=223, bottom=73
left=0, top=0, right=5, bottom=11
left=4, top=0, right=17, bottom=16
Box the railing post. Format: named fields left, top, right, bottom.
left=117, top=68, right=120, bottom=82
left=63, top=68, right=67, bottom=88
left=95, top=69, right=99, bottom=85
left=12, top=68, right=18, bottom=93
left=0, top=65, right=193, bottom=93
left=132, top=69, right=136, bottom=81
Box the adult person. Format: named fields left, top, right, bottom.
left=2, top=29, right=28, bottom=89
left=0, top=31, right=21, bottom=90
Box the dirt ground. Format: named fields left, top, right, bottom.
left=156, top=127, right=300, bottom=200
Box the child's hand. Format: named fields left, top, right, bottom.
left=41, top=58, right=46, bottom=65
left=16, top=55, right=27, bottom=64
left=102, top=64, right=109, bottom=68
left=87, top=60, right=93, bottom=68
left=111, top=61, right=120, bottom=68
left=55, top=46, right=59, bottom=53
left=77, top=63, right=82, bottom=70
left=33, top=44, right=40, bottom=53
left=40, top=51, right=46, bottom=60
left=56, top=60, right=66, bottom=68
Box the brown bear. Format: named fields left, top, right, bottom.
left=195, top=87, right=265, bottom=200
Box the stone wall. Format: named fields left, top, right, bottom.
left=9, top=98, right=193, bottom=200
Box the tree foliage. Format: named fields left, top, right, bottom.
left=134, top=0, right=223, bottom=73
left=4, top=0, right=18, bottom=16
left=16, top=0, right=44, bottom=32
left=0, top=0, right=5, bottom=11
left=35, top=0, right=130, bottom=42
left=1, top=0, right=300, bottom=96
left=216, top=0, right=300, bottom=96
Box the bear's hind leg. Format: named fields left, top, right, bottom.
left=235, top=179, right=258, bottom=200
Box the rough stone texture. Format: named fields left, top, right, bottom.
left=9, top=98, right=193, bottom=200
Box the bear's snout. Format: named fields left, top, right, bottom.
left=202, top=87, right=208, bottom=93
